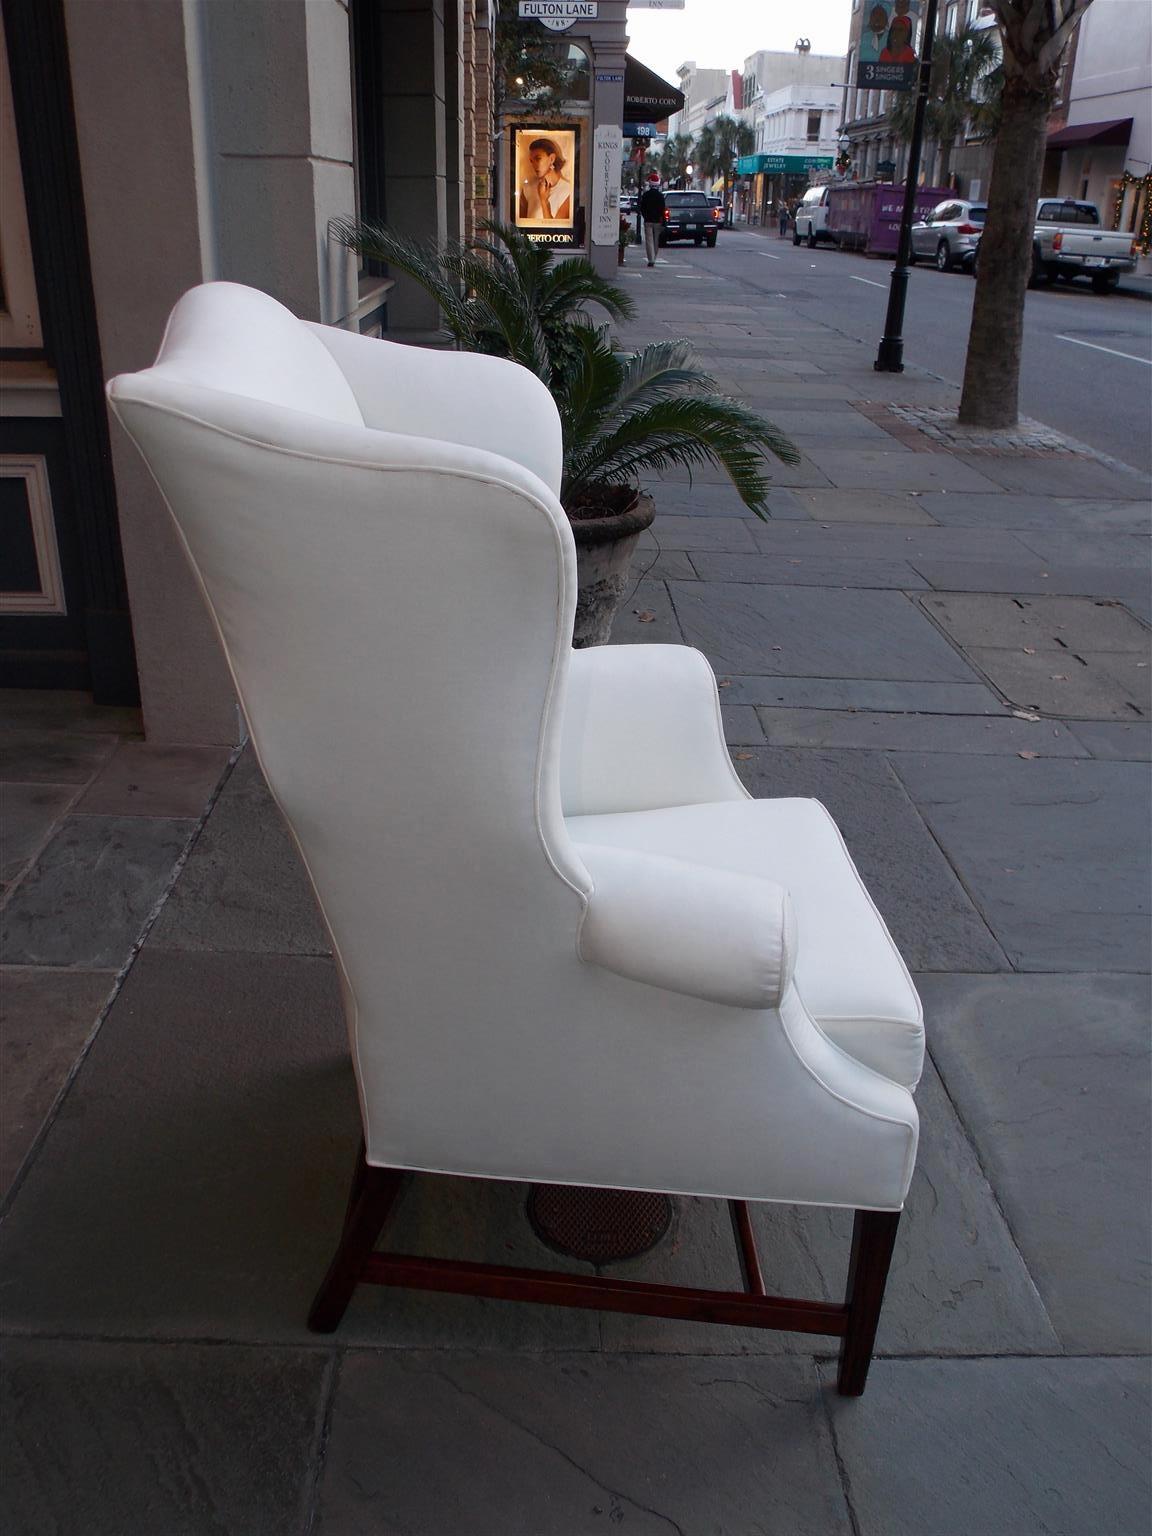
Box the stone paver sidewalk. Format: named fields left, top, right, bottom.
left=1, top=263, right=1149, bottom=1534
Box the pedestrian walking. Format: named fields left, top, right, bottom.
left=778, top=200, right=790, bottom=239
left=639, top=174, right=666, bottom=267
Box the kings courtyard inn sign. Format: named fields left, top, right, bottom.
left=518, top=0, right=598, bottom=30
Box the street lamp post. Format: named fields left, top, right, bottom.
left=874, top=0, right=940, bottom=373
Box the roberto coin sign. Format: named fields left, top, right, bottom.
left=857, top=0, right=921, bottom=90
left=513, top=126, right=578, bottom=245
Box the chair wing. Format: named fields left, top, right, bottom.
left=307, top=321, right=564, bottom=497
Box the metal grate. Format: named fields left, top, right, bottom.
left=527, top=1184, right=673, bottom=1264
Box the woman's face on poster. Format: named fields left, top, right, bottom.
left=529, top=147, right=557, bottom=177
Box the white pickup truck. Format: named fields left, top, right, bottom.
left=1031, top=198, right=1137, bottom=293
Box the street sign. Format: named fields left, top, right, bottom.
left=518, top=0, right=597, bottom=30
left=627, top=1, right=686, bottom=8
left=629, top=124, right=659, bottom=138
left=591, top=124, right=624, bottom=246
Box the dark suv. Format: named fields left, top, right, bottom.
left=661, top=192, right=718, bottom=247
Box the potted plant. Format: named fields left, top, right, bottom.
left=333, top=219, right=799, bottom=644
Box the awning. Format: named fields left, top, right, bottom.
left=1047, top=118, right=1132, bottom=150
left=623, top=54, right=684, bottom=125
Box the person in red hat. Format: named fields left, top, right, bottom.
left=639, top=174, right=666, bottom=267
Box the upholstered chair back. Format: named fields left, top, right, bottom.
left=109, top=284, right=598, bottom=1165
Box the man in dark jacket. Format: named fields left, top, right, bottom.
left=639, top=176, right=666, bottom=267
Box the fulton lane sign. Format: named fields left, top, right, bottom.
left=518, top=0, right=597, bottom=30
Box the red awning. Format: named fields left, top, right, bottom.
left=1047, top=118, right=1132, bottom=150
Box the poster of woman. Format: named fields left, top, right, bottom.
left=513, top=127, right=577, bottom=242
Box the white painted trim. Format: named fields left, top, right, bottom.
left=0, top=455, right=67, bottom=614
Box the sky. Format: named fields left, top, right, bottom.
left=624, top=0, right=853, bottom=84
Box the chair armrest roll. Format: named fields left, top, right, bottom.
left=577, top=842, right=797, bottom=1011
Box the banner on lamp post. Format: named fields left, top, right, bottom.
left=856, top=0, right=922, bottom=91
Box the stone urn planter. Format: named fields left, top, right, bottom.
left=568, top=486, right=656, bottom=648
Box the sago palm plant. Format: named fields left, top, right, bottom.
left=333, top=218, right=799, bottom=519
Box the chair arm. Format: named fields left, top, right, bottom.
left=305, top=323, right=563, bottom=497
left=559, top=644, right=748, bottom=817
left=577, top=843, right=796, bottom=1011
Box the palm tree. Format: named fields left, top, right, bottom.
left=559, top=331, right=798, bottom=516
left=332, top=219, right=798, bottom=516
left=959, top=0, right=1095, bottom=428
left=889, top=25, right=1001, bottom=188
left=694, top=115, right=755, bottom=208
left=659, top=133, right=694, bottom=189
left=332, top=217, right=634, bottom=387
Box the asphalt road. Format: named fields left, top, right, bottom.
left=659, top=228, right=1152, bottom=474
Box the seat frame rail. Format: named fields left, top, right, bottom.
left=308, top=1144, right=901, bottom=1397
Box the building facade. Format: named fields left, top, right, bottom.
left=1, top=0, right=497, bottom=744
left=840, top=0, right=997, bottom=195
left=737, top=51, right=845, bottom=221
left=1049, top=0, right=1150, bottom=250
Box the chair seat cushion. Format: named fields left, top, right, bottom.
left=567, top=798, right=924, bottom=1088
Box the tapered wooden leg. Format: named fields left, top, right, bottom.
left=837, top=1209, right=901, bottom=1397
left=308, top=1151, right=406, bottom=1333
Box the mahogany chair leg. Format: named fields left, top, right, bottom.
left=837, top=1208, right=901, bottom=1397
left=308, top=1151, right=406, bottom=1333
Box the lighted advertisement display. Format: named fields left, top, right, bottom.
left=513, top=125, right=578, bottom=245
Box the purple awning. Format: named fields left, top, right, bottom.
left=1047, top=118, right=1132, bottom=150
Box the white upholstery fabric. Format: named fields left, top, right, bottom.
left=107, top=281, right=920, bottom=1212
left=568, top=799, right=925, bottom=1089
left=578, top=843, right=797, bottom=1010
left=560, top=644, right=747, bottom=815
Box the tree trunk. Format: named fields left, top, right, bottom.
left=958, top=75, right=1051, bottom=427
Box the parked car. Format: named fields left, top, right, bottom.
left=660, top=191, right=718, bottom=247
left=1031, top=198, right=1137, bottom=292
left=706, top=195, right=726, bottom=230
left=910, top=199, right=987, bottom=271
left=792, top=185, right=835, bottom=248
left=620, top=194, right=637, bottom=215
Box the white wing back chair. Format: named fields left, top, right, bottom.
left=108, top=281, right=923, bottom=1395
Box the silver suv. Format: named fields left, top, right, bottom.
left=910, top=199, right=987, bottom=272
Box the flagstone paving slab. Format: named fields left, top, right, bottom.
left=636, top=515, right=757, bottom=551
left=0, top=730, right=117, bottom=785
left=0, top=783, right=73, bottom=885
left=598, top=1061, right=1058, bottom=1359
left=803, top=450, right=1005, bottom=494
left=0, top=814, right=195, bottom=968
left=1065, top=720, right=1152, bottom=760
left=1013, top=528, right=1152, bottom=569
left=756, top=709, right=1086, bottom=756
left=822, top=1356, right=1150, bottom=1536
left=0, top=948, right=599, bottom=1352
left=913, top=491, right=1152, bottom=532
left=790, top=489, right=938, bottom=525
left=919, top=591, right=1148, bottom=651
left=721, top=676, right=1007, bottom=714
left=690, top=552, right=927, bottom=589
left=918, top=972, right=1152, bottom=1354
left=0, top=967, right=115, bottom=1196
left=734, top=748, right=1007, bottom=972
left=315, top=1352, right=852, bottom=1536
left=668, top=583, right=980, bottom=682
left=962, top=644, right=1150, bottom=720
left=610, top=579, right=683, bottom=646
left=721, top=705, right=765, bottom=744
left=71, top=741, right=230, bottom=818
left=891, top=755, right=1150, bottom=971
left=149, top=751, right=329, bottom=956
left=911, top=558, right=1151, bottom=615
left=951, top=454, right=1152, bottom=500
left=745, top=522, right=1038, bottom=563
left=0, top=1338, right=326, bottom=1536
